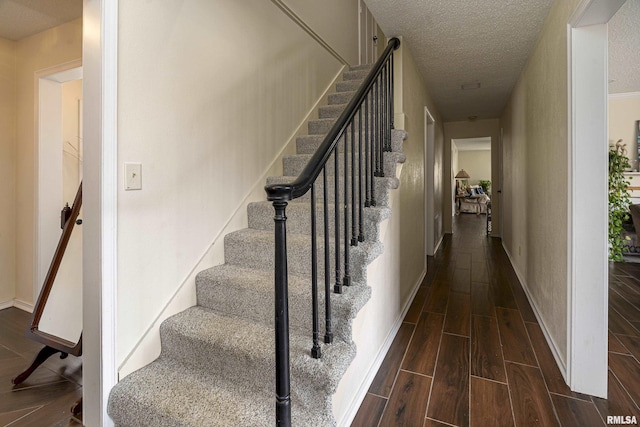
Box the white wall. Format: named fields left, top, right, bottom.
left=609, top=93, right=640, bottom=171
left=0, top=38, right=16, bottom=307
left=458, top=150, right=491, bottom=186
left=116, top=0, right=359, bottom=367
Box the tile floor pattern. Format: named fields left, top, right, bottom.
left=0, top=308, right=82, bottom=427
left=352, top=214, right=640, bottom=427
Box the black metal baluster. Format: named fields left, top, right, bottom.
left=273, top=201, right=291, bottom=426
left=310, top=184, right=321, bottom=359
left=378, top=72, right=385, bottom=177
left=391, top=52, right=395, bottom=131
left=371, top=81, right=378, bottom=206
left=333, top=146, right=342, bottom=294
left=364, top=93, right=371, bottom=208
left=351, top=119, right=357, bottom=247
left=385, top=62, right=390, bottom=152
left=385, top=62, right=393, bottom=151
left=343, top=127, right=351, bottom=287
left=374, top=79, right=381, bottom=178
left=382, top=63, right=387, bottom=153
left=358, top=106, right=365, bottom=243
left=323, top=168, right=333, bottom=343
left=384, top=63, right=388, bottom=152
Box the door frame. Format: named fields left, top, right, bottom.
left=424, top=107, right=437, bottom=255
left=82, top=0, right=118, bottom=425
left=566, top=0, right=626, bottom=397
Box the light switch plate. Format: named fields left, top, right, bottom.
left=125, top=162, right=142, bottom=190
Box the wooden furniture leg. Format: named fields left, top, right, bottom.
left=12, top=345, right=68, bottom=385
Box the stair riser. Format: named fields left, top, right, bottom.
left=318, top=104, right=345, bottom=119
left=248, top=201, right=387, bottom=238
left=196, top=274, right=356, bottom=341
left=159, top=319, right=354, bottom=400
left=336, top=79, right=363, bottom=92
left=328, top=91, right=355, bottom=105
left=224, top=232, right=373, bottom=284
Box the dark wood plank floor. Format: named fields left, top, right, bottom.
left=352, top=214, right=640, bottom=427
left=0, top=308, right=82, bottom=426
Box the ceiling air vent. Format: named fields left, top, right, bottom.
left=461, top=82, right=481, bottom=90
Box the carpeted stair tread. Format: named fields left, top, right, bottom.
left=318, top=104, right=347, bottom=119
left=108, top=359, right=332, bottom=427
left=328, top=90, right=356, bottom=105
left=195, top=264, right=371, bottom=339
left=247, top=199, right=391, bottom=237
left=224, top=228, right=384, bottom=281
left=349, top=64, right=372, bottom=72
left=159, top=306, right=354, bottom=395
left=343, top=69, right=369, bottom=81
left=335, top=79, right=362, bottom=92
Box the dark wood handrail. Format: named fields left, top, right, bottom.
left=26, top=182, right=83, bottom=356
left=265, top=37, right=400, bottom=202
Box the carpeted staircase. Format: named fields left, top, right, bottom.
left=107, top=65, right=407, bottom=426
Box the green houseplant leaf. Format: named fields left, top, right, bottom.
left=608, top=141, right=632, bottom=262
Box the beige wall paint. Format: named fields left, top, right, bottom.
left=501, top=80, right=528, bottom=285
left=0, top=38, right=16, bottom=305
left=609, top=93, right=640, bottom=170
left=443, top=119, right=501, bottom=235
left=116, top=0, right=355, bottom=364
left=500, top=0, right=582, bottom=364
left=13, top=19, right=82, bottom=306
left=458, top=150, right=491, bottom=186
left=281, top=0, right=359, bottom=64
left=398, top=42, right=445, bottom=305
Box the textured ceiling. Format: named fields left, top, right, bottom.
left=0, top=0, right=82, bottom=41
left=364, top=0, right=555, bottom=121
left=609, top=0, right=640, bottom=94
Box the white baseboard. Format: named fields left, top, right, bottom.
left=338, top=268, right=426, bottom=427
left=0, top=300, right=13, bottom=310
left=434, top=234, right=444, bottom=254
left=13, top=299, right=34, bottom=313
left=502, top=242, right=567, bottom=379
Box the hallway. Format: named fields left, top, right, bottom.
left=352, top=214, right=640, bottom=426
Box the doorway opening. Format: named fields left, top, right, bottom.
left=452, top=137, right=492, bottom=231
left=36, top=63, right=83, bottom=300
